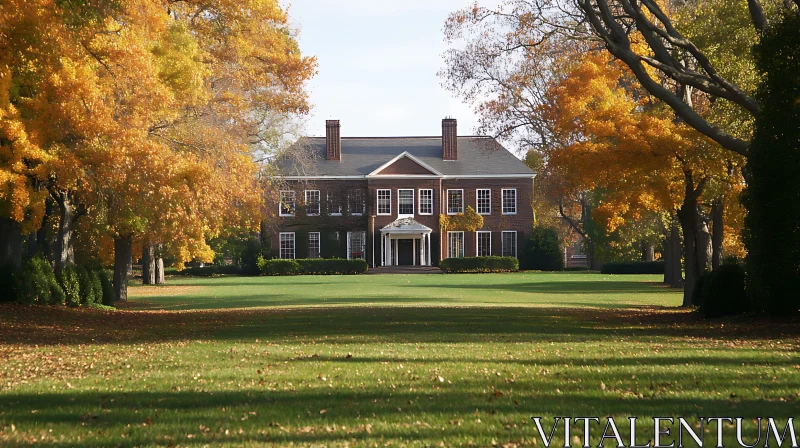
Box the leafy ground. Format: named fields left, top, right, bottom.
left=0, top=272, right=798, bottom=447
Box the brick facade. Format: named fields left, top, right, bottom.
left=269, top=176, right=533, bottom=267
left=270, top=118, right=535, bottom=267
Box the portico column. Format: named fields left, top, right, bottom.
left=426, top=233, right=431, bottom=266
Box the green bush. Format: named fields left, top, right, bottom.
left=600, top=261, right=665, bottom=274
left=294, top=258, right=368, bottom=275
left=519, top=226, right=564, bottom=271
left=76, top=266, right=93, bottom=306
left=97, top=269, right=115, bottom=306
left=439, top=256, right=519, bottom=273
left=256, top=257, right=368, bottom=275
left=175, top=264, right=242, bottom=277
left=699, top=262, right=750, bottom=318
left=59, top=265, right=81, bottom=307
left=0, top=264, right=20, bottom=303
left=87, top=270, right=103, bottom=304
left=257, top=258, right=301, bottom=276
left=20, top=256, right=64, bottom=305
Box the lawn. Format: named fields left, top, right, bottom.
left=0, top=272, right=798, bottom=447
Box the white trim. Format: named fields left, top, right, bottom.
left=279, top=190, right=295, bottom=217
left=279, top=232, right=295, bottom=259
left=446, top=189, right=464, bottom=215
left=476, top=188, right=491, bottom=215
left=501, top=188, right=517, bottom=215
left=418, top=189, right=433, bottom=215
left=502, top=231, right=518, bottom=258
left=397, top=188, right=415, bottom=218
left=376, top=189, right=392, bottom=216
left=476, top=230, right=492, bottom=257
left=280, top=173, right=536, bottom=180
left=304, top=190, right=320, bottom=216
left=367, top=151, right=444, bottom=177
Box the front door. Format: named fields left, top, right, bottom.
left=397, top=239, right=414, bottom=265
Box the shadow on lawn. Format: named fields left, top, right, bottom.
left=2, top=387, right=798, bottom=448
left=2, top=304, right=798, bottom=347
left=415, top=280, right=677, bottom=295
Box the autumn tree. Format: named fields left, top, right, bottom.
left=0, top=0, right=316, bottom=302
left=442, top=0, right=789, bottom=311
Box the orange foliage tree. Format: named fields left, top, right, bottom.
left=0, top=0, right=316, bottom=301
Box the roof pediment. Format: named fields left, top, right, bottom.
left=368, top=151, right=442, bottom=177
left=380, top=218, right=433, bottom=233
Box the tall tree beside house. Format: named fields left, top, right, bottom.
left=543, top=52, right=746, bottom=304
left=441, top=0, right=783, bottom=311
left=0, top=0, right=316, bottom=302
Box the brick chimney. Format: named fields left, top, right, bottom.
left=442, top=118, right=457, bottom=161
left=326, top=119, right=341, bottom=161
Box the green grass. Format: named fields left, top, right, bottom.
left=0, top=272, right=798, bottom=447
left=124, top=272, right=680, bottom=310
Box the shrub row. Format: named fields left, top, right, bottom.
left=257, top=257, right=369, bottom=276
left=693, top=262, right=750, bottom=318
left=0, top=257, right=114, bottom=306
left=600, top=261, right=665, bottom=275
left=176, top=264, right=243, bottom=277
left=439, top=256, right=519, bottom=273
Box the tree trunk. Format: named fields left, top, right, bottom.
left=696, top=210, right=712, bottom=273
left=142, top=243, right=155, bottom=285
left=677, top=172, right=703, bottom=307
left=711, top=199, right=724, bottom=270
left=663, top=219, right=684, bottom=288
left=54, top=194, right=77, bottom=273
left=155, top=244, right=165, bottom=284
left=641, top=242, right=655, bottom=262
left=0, top=218, right=23, bottom=271
left=114, top=236, right=133, bottom=303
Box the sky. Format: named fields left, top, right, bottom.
left=282, top=0, right=493, bottom=138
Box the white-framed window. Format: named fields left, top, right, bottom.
left=502, top=231, right=517, bottom=258
left=447, top=231, right=464, bottom=258
left=327, top=191, right=343, bottom=216
left=502, top=188, right=517, bottom=215
left=419, top=189, right=433, bottom=215
left=477, top=231, right=492, bottom=257
left=348, top=189, right=364, bottom=216
left=477, top=189, right=491, bottom=215
left=447, top=189, right=464, bottom=215
left=305, top=190, right=320, bottom=216
left=309, top=232, right=321, bottom=258
left=279, top=191, right=296, bottom=217
left=398, top=189, right=414, bottom=217
left=377, top=189, right=392, bottom=215
left=347, top=231, right=366, bottom=260
left=279, top=232, right=295, bottom=259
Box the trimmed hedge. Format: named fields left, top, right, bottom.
left=258, top=258, right=301, bottom=275
left=439, top=256, right=519, bottom=273
left=295, top=258, right=368, bottom=275
left=257, top=257, right=368, bottom=276
left=600, top=261, right=665, bottom=274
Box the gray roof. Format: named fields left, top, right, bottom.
left=277, top=136, right=534, bottom=177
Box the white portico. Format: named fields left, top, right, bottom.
left=380, top=218, right=433, bottom=266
